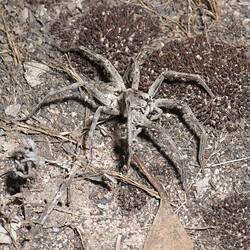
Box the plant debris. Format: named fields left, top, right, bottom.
left=132, top=154, right=193, bottom=250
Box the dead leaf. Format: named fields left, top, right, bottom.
left=0, top=220, right=20, bottom=246
left=132, top=155, right=193, bottom=250
left=0, top=224, right=12, bottom=244
left=143, top=193, right=193, bottom=250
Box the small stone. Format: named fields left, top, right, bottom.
left=5, top=104, right=21, bottom=117
left=24, top=61, right=50, bottom=87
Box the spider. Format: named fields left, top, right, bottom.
left=19, top=43, right=214, bottom=190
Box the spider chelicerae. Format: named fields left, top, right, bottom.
left=19, top=42, right=214, bottom=190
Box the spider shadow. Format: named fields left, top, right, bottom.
left=158, top=106, right=202, bottom=163
left=141, top=129, right=183, bottom=182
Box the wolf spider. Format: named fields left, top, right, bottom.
left=19, top=44, right=214, bottom=190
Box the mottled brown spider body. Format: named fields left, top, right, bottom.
left=19, top=44, right=214, bottom=189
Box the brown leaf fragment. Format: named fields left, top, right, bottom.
left=143, top=193, right=193, bottom=250
left=132, top=155, right=193, bottom=250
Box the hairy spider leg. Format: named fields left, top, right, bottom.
left=54, top=45, right=126, bottom=92
left=86, top=106, right=103, bottom=162
left=146, top=70, right=214, bottom=170
left=124, top=40, right=164, bottom=90
left=123, top=53, right=143, bottom=90
left=126, top=106, right=137, bottom=167
left=148, top=70, right=215, bottom=99
left=17, top=81, right=98, bottom=122
left=152, top=98, right=208, bottom=171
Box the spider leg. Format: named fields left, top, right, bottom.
left=85, top=106, right=103, bottom=162
left=130, top=54, right=142, bottom=90
left=85, top=103, right=120, bottom=162
left=152, top=98, right=208, bottom=172
left=54, top=45, right=126, bottom=91
left=17, top=81, right=97, bottom=122
left=127, top=109, right=139, bottom=166
left=17, top=63, right=101, bottom=122
left=124, top=39, right=165, bottom=90
left=144, top=126, right=188, bottom=190
left=148, top=70, right=215, bottom=99
left=122, top=54, right=142, bottom=90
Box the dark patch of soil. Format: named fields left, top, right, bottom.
left=139, top=36, right=250, bottom=131
left=117, top=184, right=148, bottom=214
left=50, top=3, right=164, bottom=81
left=203, top=193, right=250, bottom=249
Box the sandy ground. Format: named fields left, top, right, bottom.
left=0, top=0, right=249, bottom=249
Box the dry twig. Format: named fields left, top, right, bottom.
left=0, top=116, right=77, bottom=144
left=210, top=156, right=250, bottom=167
left=34, top=164, right=78, bottom=230
left=1, top=14, right=21, bottom=65
left=73, top=225, right=87, bottom=250
left=137, top=0, right=189, bottom=36
left=108, top=170, right=160, bottom=199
